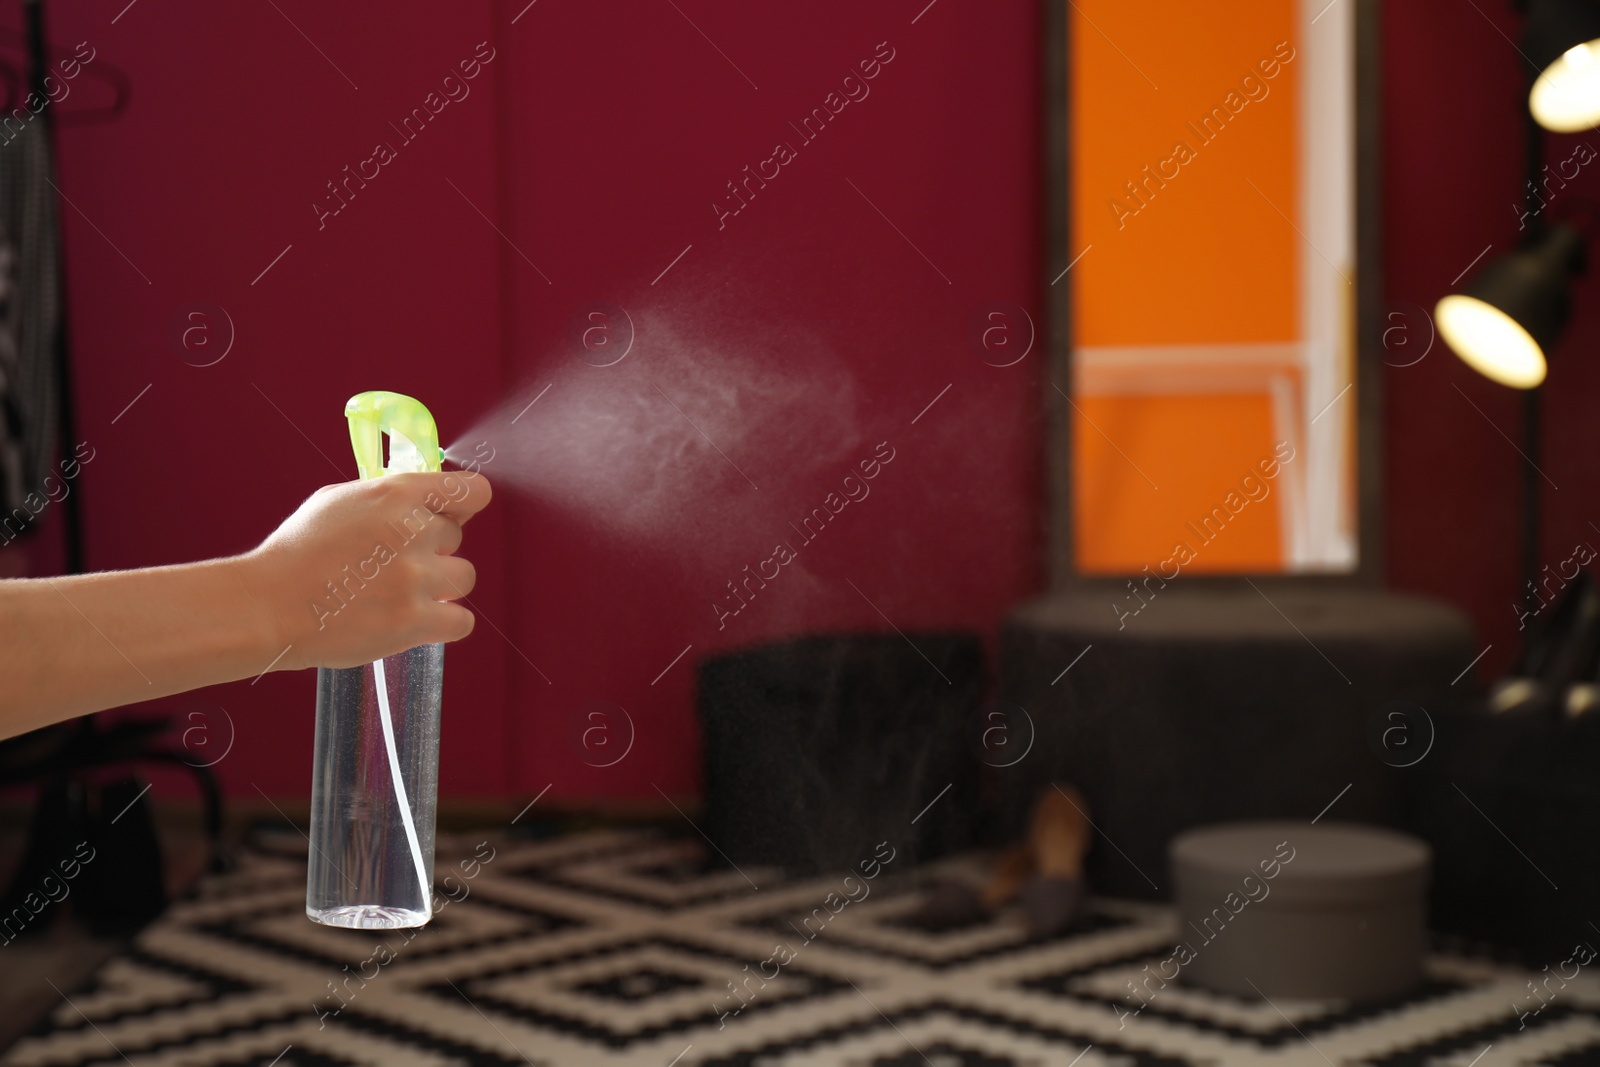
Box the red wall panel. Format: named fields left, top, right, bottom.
left=24, top=0, right=1041, bottom=802
left=26, top=1, right=513, bottom=797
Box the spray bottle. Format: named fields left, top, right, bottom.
left=306, top=391, right=445, bottom=929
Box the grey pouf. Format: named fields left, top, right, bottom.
left=1170, top=821, right=1431, bottom=1000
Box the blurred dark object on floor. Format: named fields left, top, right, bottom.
left=0, top=716, right=224, bottom=872
left=1412, top=704, right=1577, bottom=963
left=1420, top=694, right=1600, bottom=959
left=698, top=632, right=984, bottom=874
left=1020, top=782, right=1090, bottom=937
left=913, top=780, right=1091, bottom=938
left=0, top=714, right=228, bottom=942
left=0, top=775, right=168, bottom=939
left=1414, top=572, right=1600, bottom=962
left=1000, top=584, right=1476, bottom=899
left=74, top=777, right=167, bottom=936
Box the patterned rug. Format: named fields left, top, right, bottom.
left=4, top=827, right=1596, bottom=1067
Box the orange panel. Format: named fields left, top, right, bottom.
left=1069, top=1, right=1301, bottom=346
left=1070, top=0, right=1302, bottom=573
left=1073, top=393, right=1288, bottom=573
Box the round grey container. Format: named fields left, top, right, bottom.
left=1169, top=821, right=1431, bottom=1000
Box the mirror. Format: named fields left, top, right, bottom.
left=1049, top=0, right=1372, bottom=578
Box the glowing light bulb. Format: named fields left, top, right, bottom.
left=1531, top=36, right=1600, bottom=132
left=1436, top=294, right=1549, bottom=389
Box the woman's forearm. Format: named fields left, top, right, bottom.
left=0, top=556, right=279, bottom=735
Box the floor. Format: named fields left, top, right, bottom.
left=2, top=826, right=1593, bottom=1067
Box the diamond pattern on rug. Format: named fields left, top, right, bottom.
left=5, top=828, right=1598, bottom=1067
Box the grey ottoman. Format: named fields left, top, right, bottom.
left=1170, top=820, right=1431, bottom=1000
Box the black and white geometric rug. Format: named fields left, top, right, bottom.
left=4, top=828, right=1595, bottom=1066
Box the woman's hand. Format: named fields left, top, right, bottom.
left=241, top=471, right=493, bottom=670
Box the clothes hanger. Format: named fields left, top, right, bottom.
left=0, top=28, right=130, bottom=124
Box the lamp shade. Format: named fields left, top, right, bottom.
left=1436, top=224, right=1585, bottom=389
left=1525, top=0, right=1600, bottom=131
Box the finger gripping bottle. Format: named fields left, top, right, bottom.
left=306, top=391, right=446, bottom=929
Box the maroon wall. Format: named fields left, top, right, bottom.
left=18, top=0, right=1584, bottom=802
left=24, top=0, right=1041, bottom=802
left=25, top=2, right=517, bottom=798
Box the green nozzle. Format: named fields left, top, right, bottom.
left=344, top=391, right=443, bottom=480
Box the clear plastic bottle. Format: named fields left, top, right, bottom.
left=306, top=390, right=449, bottom=930
left=307, top=643, right=443, bottom=928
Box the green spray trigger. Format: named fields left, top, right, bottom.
left=344, top=391, right=443, bottom=480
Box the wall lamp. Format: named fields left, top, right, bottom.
left=1437, top=222, right=1586, bottom=389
